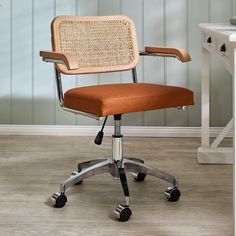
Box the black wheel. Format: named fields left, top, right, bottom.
left=70, top=170, right=83, bottom=185
left=133, top=172, right=146, bottom=182
left=115, top=205, right=132, bottom=222
left=51, top=192, right=67, bottom=208
left=164, top=187, right=181, bottom=202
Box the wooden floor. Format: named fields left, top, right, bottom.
left=0, top=135, right=233, bottom=236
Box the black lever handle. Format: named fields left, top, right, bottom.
left=207, top=37, right=212, bottom=44
left=94, top=131, right=104, bottom=145
left=94, top=116, right=108, bottom=145
left=220, top=44, right=226, bottom=53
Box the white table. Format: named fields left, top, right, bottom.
left=198, top=23, right=236, bottom=165
left=199, top=23, right=236, bottom=235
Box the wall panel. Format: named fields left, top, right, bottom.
left=76, top=0, right=99, bottom=126
left=98, top=0, right=121, bottom=126
left=121, top=0, right=144, bottom=126
left=233, top=0, right=236, bottom=15
left=188, top=0, right=209, bottom=127
left=11, top=0, right=33, bottom=124
left=99, top=0, right=120, bottom=86
left=33, top=0, right=55, bottom=125
left=0, top=0, right=11, bottom=124
left=210, top=0, right=232, bottom=127
left=165, top=0, right=188, bottom=126
left=55, top=0, right=77, bottom=125
left=143, top=0, right=165, bottom=126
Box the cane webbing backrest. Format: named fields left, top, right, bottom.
left=51, top=15, right=139, bottom=75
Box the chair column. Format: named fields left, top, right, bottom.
left=112, top=115, right=123, bottom=162
left=112, top=115, right=132, bottom=221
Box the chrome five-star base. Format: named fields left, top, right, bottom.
left=51, top=115, right=181, bottom=222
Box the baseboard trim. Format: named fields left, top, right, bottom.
left=0, top=125, right=232, bottom=138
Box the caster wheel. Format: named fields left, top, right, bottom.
left=164, top=187, right=181, bottom=202
left=70, top=171, right=83, bottom=185
left=115, top=205, right=132, bottom=222
left=132, top=172, right=146, bottom=182
left=51, top=192, right=67, bottom=208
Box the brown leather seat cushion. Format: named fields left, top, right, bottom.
left=64, top=83, right=194, bottom=117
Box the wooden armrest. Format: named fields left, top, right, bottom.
left=39, top=51, right=79, bottom=70
left=144, top=46, right=191, bottom=62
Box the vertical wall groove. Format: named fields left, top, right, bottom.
left=141, top=0, right=145, bottom=125
left=53, top=0, right=56, bottom=125
left=31, top=0, right=35, bottom=124
left=142, top=0, right=145, bottom=125
left=10, top=0, right=13, bottom=124
left=119, top=0, right=122, bottom=84
left=97, top=0, right=101, bottom=89
left=163, top=0, right=167, bottom=126
left=208, top=0, right=212, bottom=127
left=186, top=0, right=190, bottom=126
left=141, top=0, right=144, bottom=83
left=75, top=0, right=79, bottom=126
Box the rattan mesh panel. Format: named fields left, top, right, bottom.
left=58, top=19, right=136, bottom=69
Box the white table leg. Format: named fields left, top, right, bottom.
left=201, top=46, right=210, bottom=148
left=198, top=45, right=233, bottom=164
left=233, top=48, right=236, bottom=236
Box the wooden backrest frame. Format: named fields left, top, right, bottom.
left=51, top=15, right=139, bottom=75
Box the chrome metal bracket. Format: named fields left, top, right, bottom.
left=54, top=69, right=103, bottom=120
left=139, top=51, right=179, bottom=60
left=60, top=158, right=113, bottom=193
left=123, top=158, right=178, bottom=187
left=132, top=67, right=138, bottom=83
left=43, top=57, right=65, bottom=65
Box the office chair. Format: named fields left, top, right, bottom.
left=40, top=15, right=194, bottom=222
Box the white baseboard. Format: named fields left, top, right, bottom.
left=0, top=125, right=232, bottom=138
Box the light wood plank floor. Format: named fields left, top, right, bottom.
left=0, top=136, right=233, bottom=236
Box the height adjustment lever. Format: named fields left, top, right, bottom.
left=94, top=116, right=108, bottom=145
